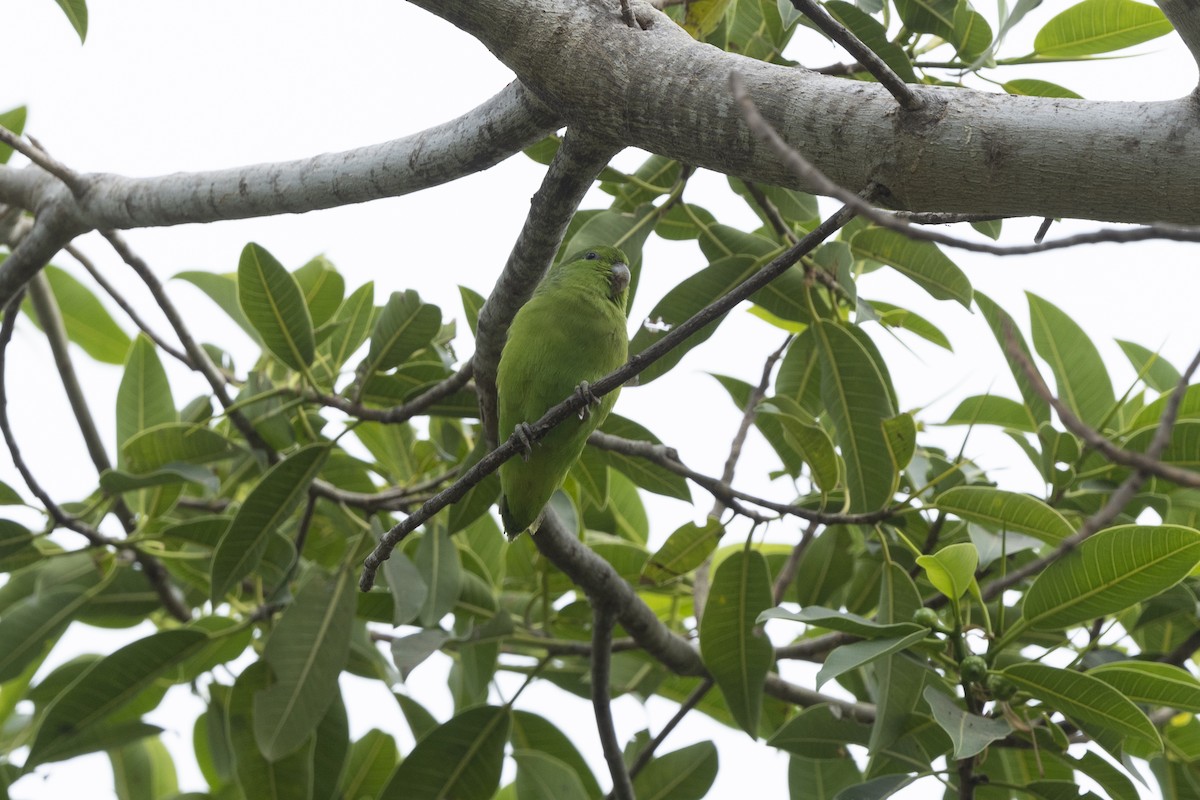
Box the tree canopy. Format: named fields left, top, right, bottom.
left=2, top=1, right=1200, bottom=799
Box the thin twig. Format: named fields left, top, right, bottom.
left=592, top=604, right=635, bottom=800
left=360, top=200, right=862, bottom=589
left=789, top=0, right=922, bottom=110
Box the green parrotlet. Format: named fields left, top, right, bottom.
left=497, top=246, right=631, bottom=537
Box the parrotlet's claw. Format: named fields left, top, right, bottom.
left=514, top=422, right=535, bottom=461
left=575, top=380, right=600, bottom=420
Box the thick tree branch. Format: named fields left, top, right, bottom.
left=475, top=130, right=619, bottom=446
left=411, top=0, right=1200, bottom=224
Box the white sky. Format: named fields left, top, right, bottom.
left=2, top=1, right=1199, bottom=798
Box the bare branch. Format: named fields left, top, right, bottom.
left=475, top=130, right=619, bottom=446
left=762, top=673, right=875, bottom=722
left=592, top=605, right=635, bottom=800
left=0, top=204, right=82, bottom=309
left=788, top=0, right=922, bottom=111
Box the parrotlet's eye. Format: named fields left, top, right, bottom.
left=585, top=251, right=599, bottom=260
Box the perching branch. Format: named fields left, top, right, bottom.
left=789, top=0, right=922, bottom=110
left=475, top=130, right=620, bottom=446
left=591, top=604, right=635, bottom=800
left=302, top=363, right=474, bottom=423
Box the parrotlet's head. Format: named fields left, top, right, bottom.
left=553, top=245, right=631, bottom=312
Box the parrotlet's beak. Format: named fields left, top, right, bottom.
left=610, top=262, right=630, bottom=299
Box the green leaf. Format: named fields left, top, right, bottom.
left=868, top=301, right=953, bottom=351
left=1003, top=79, right=1084, bottom=99
left=867, top=563, right=927, bottom=763
left=1023, top=524, right=1200, bottom=630
left=851, top=228, right=971, bottom=306
left=1088, top=661, right=1200, bottom=713
left=109, top=736, right=179, bottom=800
left=816, top=629, right=929, bottom=689
left=100, top=464, right=218, bottom=495
left=1034, top=0, right=1173, bottom=56
left=894, top=0, right=956, bottom=39
left=759, top=606, right=925, bottom=640
left=632, top=741, right=718, bottom=800
left=0, top=587, right=88, bottom=682
left=593, top=415, right=691, bottom=501
left=769, top=704, right=871, bottom=756
left=942, top=394, right=1037, bottom=432
left=936, top=486, right=1074, bottom=544
left=510, top=711, right=601, bottom=799
left=121, top=423, right=241, bottom=473
left=459, top=285, right=486, bottom=338
left=237, top=242, right=316, bottom=372
left=321, top=281, right=375, bottom=374
left=365, top=290, right=442, bottom=373
left=336, top=729, right=398, bottom=800
left=253, top=568, right=356, bottom=759
left=210, top=444, right=329, bottom=602
left=1002, top=663, right=1161, bottom=751
left=700, top=550, right=773, bottom=736
left=1028, top=292, right=1115, bottom=429
left=883, top=412, right=917, bottom=472
left=975, top=292, right=1049, bottom=427
left=53, top=0, right=88, bottom=41
left=0, top=106, right=28, bottom=164
left=641, top=518, right=725, bottom=586
left=379, top=705, right=511, bottom=800
left=923, top=687, right=1012, bottom=759
left=757, top=398, right=840, bottom=494
left=226, top=662, right=314, bottom=800
left=1117, top=339, right=1182, bottom=393
left=174, top=271, right=260, bottom=342
left=683, top=0, right=735, bottom=37
left=952, top=3, right=993, bottom=60
left=27, top=630, right=209, bottom=766
left=814, top=321, right=897, bottom=512
left=416, top=528, right=462, bottom=627
left=292, top=255, right=345, bottom=328
left=513, top=750, right=590, bottom=800
left=116, top=334, right=177, bottom=460
left=21, top=265, right=131, bottom=364
left=788, top=755, right=861, bottom=800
